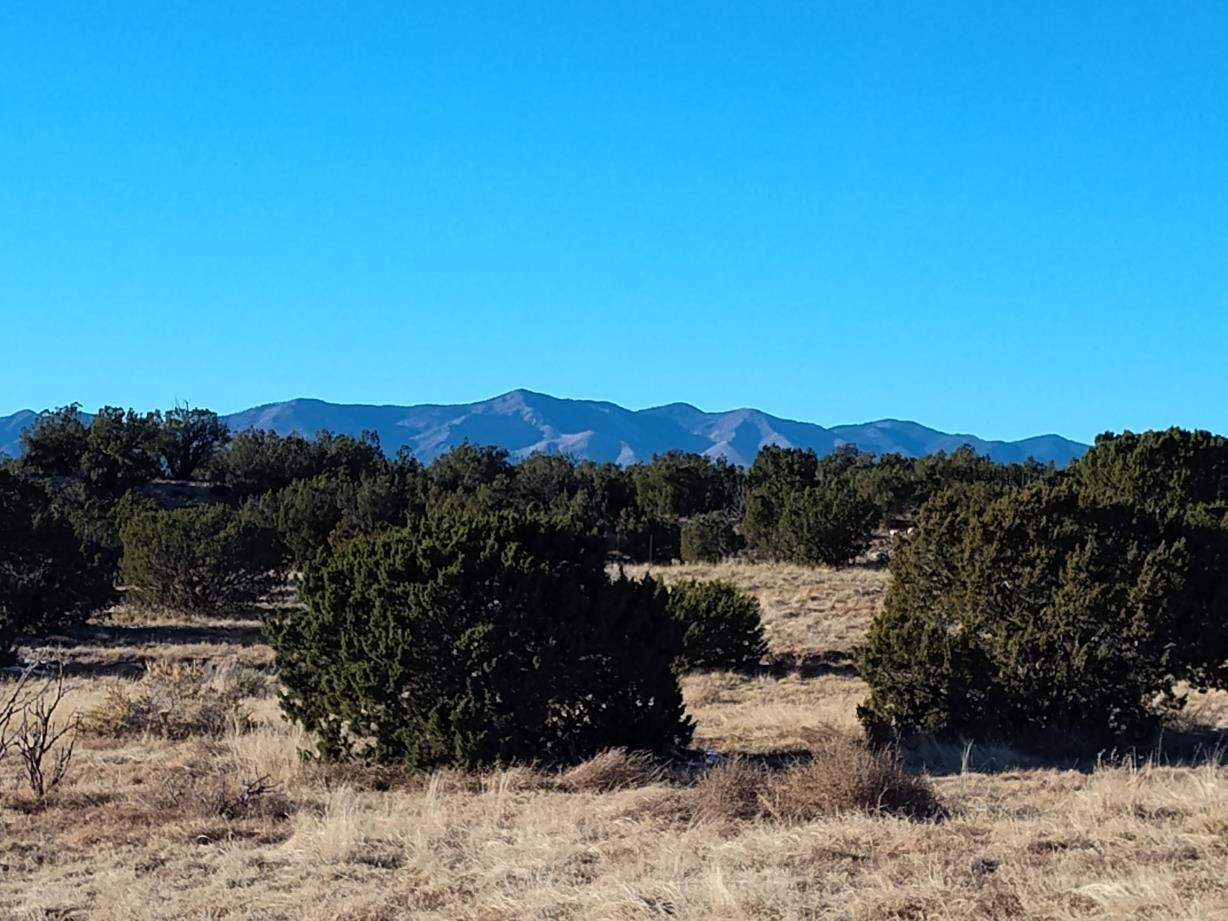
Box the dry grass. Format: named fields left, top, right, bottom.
left=84, top=659, right=261, bottom=740
left=690, top=756, right=767, bottom=822
left=557, top=748, right=665, bottom=793
left=687, top=731, right=940, bottom=826
left=683, top=670, right=867, bottom=751
left=622, top=559, right=888, bottom=659
left=2, top=566, right=1228, bottom=919
left=762, top=731, right=941, bottom=822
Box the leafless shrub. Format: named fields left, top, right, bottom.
left=557, top=748, right=665, bottom=793
left=0, top=664, right=37, bottom=760
left=206, top=774, right=289, bottom=820
left=12, top=666, right=80, bottom=799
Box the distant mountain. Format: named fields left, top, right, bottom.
left=0, top=390, right=1088, bottom=466
left=0, top=410, right=37, bottom=459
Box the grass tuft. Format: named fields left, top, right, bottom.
left=557, top=749, right=665, bottom=793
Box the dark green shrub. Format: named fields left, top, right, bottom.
left=680, top=512, right=744, bottom=563
left=630, top=451, right=743, bottom=520
left=158, top=406, right=230, bottom=480
left=20, top=405, right=163, bottom=496
left=208, top=430, right=317, bottom=497
left=667, top=579, right=766, bottom=672
left=744, top=479, right=878, bottom=566
left=79, top=407, right=164, bottom=495
left=741, top=446, right=880, bottom=566
left=614, top=508, right=680, bottom=562
left=243, top=474, right=345, bottom=567
left=40, top=484, right=154, bottom=593
left=18, top=405, right=90, bottom=478
left=328, top=464, right=425, bottom=546
left=0, top=471, right=115, bottom=655
left=209, top=430, right=386, bottom=499
left=515, top=453, right=582, bottom=511
left=427, top=441, right=515, bottom=497
left=1072, top=428, right=1228, bottom=514
left=511, top=457, right=642, bottom=552
left=265, top=509, right=694, bottom=768
left=858, top=477, right=1228, bottom=741
left=119, top=505, right=285, bottom=616
left=573, top=461, right=637, bottom=526
left=776, top=482, right=878, bottom=565
left=245, top=467, right=424, bottom=567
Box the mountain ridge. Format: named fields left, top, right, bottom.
left=0, top=390, right=1087, bottom=466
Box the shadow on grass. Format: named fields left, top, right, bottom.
left=894, top=724, right=1228, bottom=776
left=754, top=650, right=859, bottom=678
left=25, top=613, right=270, bottom=679
left=50, top=617, right=265, bottom=651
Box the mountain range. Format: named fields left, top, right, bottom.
left=0, top=390, right=1087, bottom=466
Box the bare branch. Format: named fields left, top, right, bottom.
left=13, top=663, right=79, bottom=799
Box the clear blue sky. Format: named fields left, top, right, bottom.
left=2, top=2, right=1225, bottom=443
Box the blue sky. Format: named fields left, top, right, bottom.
left=2, top=2, right=1225, bottom=443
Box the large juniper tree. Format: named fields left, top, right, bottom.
left=266, top=507, right=694, bottom=768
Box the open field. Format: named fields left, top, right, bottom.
left=4, top=563, right=1228, bottom=920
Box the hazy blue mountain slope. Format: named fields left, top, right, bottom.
left=0, top=390, right=1087, bottom=465
left=0, top=410, right=37, bottom=458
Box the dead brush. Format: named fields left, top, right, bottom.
left=85, top=659, right=254, bottom=740
left=557, top=748, right=665, bottom=793
left=205, top=774, right=290, bottom=821
left=688, top=732, right=941, bottom=825
left=146, top=756, right=294, bottom=823
left=763, top=731, right=942, bottom=821
left=689, top=756, right=770, bottom=823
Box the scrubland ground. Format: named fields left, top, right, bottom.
left=4, top=561, right=1228, bottom=920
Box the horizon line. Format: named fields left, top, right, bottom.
left=0, top=389, right=1089, bottom=447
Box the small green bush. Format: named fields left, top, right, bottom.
left=242, top=474, right=343, bottom=566
left=680, top=512, right=743, bottom=563
left=119, top=504, right=285, bottom=616
left=265, top=508, right=694, bottom=769
left=667, top=579, right=766, bottom=672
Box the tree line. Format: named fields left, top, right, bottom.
left=0, top=403, right=1055, bottom=642
left=7, top=401, right=1054, bottom=589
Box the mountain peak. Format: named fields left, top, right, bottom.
left=0, top=393, right=1088, bottom=466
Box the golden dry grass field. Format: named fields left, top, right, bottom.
left=4, top=561, right=1228, bottom=920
